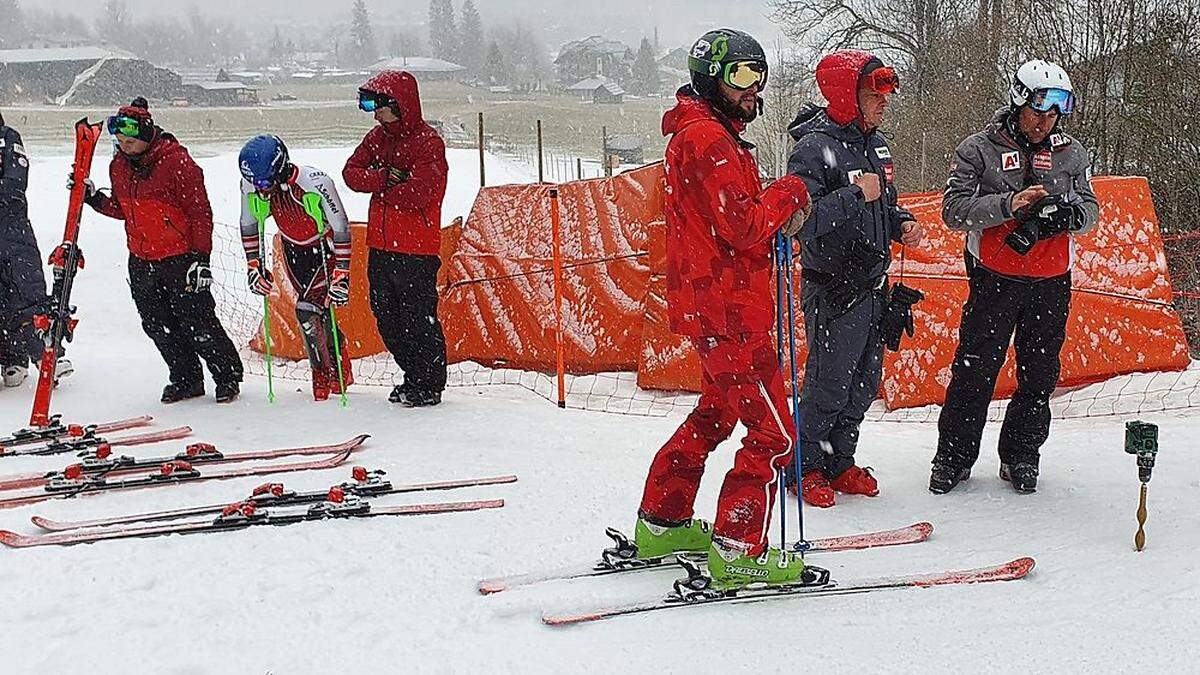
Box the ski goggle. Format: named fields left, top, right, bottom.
left=106, top=115, right=143, bottom=138
left=863, top=67, right=900, bottom=95
left=722, top=60, right=768, bottom=91
left=358, top=90, right=396, bottom=113
left=1028, top=87, right=1075, bottom=115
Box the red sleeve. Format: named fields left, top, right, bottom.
left=342, top=131, right=390, bottom=194
left=379, top=132, right=448, bottom=210
left=675, top=123, right=809, bottom=251
left=172, top=153, right=215, bottom=255
left=93, top=163, right=126, bottom=220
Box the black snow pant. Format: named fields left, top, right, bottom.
left=367, top=249, right=447, bottom=394
left=0, top=201, right=48, bottom=368
left=128, top=253, right=243, bottom=389
left=934, top=256, right=1071, bottom=470
left=795, top=274, right=887, bottom=480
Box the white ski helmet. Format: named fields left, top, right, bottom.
left=1010, top=59, right=1075, bottom=114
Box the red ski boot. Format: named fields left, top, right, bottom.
left=830, top=465, right=879, bottom=497
left=311, top=367, right=331, bottom=402
left=798, top=471, right=836, bottom=508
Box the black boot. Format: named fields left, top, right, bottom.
left=399, top=390, right=442, bottom=407
left=999, top=463, right=1038, bottom=494
left=388, top=385, right=408, bottom=403
left=161, top=381, right=204, bottom=404
left=929, top=463, right=971, bottom=494
left=215, top=381, right=240, bottom=404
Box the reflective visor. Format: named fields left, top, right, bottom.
left=357, top=89, right=394, bottom=113
left=1029, top=87, right=1075, bottom=115
left=722, top=60, right=768, bottom=91
left=106, top=115, right=142, bottom=138
left=864, top=66, right=899, bottom=94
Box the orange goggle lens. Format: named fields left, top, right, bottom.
left=865, top=67, right=900, bottom=94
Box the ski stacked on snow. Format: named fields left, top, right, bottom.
left=541, top=556, right=1036, bottom=625
left=0, top=449, right=353, bottom=509
left=0, top=434, right=371, bottom=491
left=32, top=468, right=518, bottom=531
left=0, top=415, right=152, bottom=451
left=0, top=425, right=192, bottom=458
left=477, top=522, right=935, bottom=594
left=2, top=499, right=505, bottom=548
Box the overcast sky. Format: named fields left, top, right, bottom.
left=37, top=0, right=787, bottom=51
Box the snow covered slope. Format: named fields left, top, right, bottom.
left=0, top=143, right=1196, bottom=673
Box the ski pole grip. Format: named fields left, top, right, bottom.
left=1124, top=421, right=1158, bottom=483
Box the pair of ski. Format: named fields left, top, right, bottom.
left=0, top=435, right=373, bottom=509
left=0, top=415, right=191, bottom=457
left=478, top=523, right=1035, bottom=625
left=1, top=466, right=517, bottom=547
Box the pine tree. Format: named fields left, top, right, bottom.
left=484, top=40, right=507, bottom=85
left=458, top=0, right=484, bottom=76
left=270, top=26, right=285, bottom=61
left=631, top=37, right=661, bottom=96
left=350, top=0, right=377, bottom=67
left=428, top=0, right=458, bottom=62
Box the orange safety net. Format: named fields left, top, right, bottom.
left=440, top=165, right=1189, bottom=411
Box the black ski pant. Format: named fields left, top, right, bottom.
left=128, top=253, right=243, bottom=389
left=795, top=275, right=887, bottom=480
left=934, top=257, right=1071, bottom=470
left=367, top=249, right=447, bottom=394
left=0, top=202, right=48, bottom=367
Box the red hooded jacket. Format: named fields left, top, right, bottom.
left=93, top=133, right=214, bottom=261
left=815, top=49, right=881, bottom=127
left=662, top=89, right=810, bottom=338
left=342, top=71, right=449, bottom=256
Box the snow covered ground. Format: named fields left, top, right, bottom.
left=0, top=140, right=1198, bottom=673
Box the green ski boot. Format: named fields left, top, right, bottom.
left=707, top=537, right=823, bottom=590
left=633, top=516, right=713, bottom=560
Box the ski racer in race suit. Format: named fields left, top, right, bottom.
left=238, top=134, right=354, bottom=401
left=78, top=98, right=244, bottom=404
left=343, top=70, right=449, bottom=408
left=634, top=29, right=821, bottom=590
left=0, top=112, right=56, bottom=388
left=785, top=50, right=924, bottom=508
left=930, top=60, right=1098, bottom=495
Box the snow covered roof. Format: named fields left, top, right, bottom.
left=556, top=36, right=632, bottom=62
left=369, top=57, right=466, bottom=73
left=0, top=46, right=137, bottom=65
left=188, top=81, right=253, bottom=91
left=567, top=77, right=611, bottom=91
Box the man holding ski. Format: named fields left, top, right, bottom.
left=633, top=29, right=818, bottom=590
left=785, top=50, right=924, bottom=508
left=0, top=112, right=68, bottom=388
left=76, top=98, right=243, bottom=404
left=931, top=60, right=1098, bottom=495
left=343, top=70, right=448, bottom=407
left=238, top=134, right=354, bottom=401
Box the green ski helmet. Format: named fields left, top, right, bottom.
left=687, top=28, right=769, bottom=99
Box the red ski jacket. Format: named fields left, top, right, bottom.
left=93, top=133, right=214, bottom=261
left=343, top=70, right=449, bottom=256
left=662, top=88, right=810, bottom=337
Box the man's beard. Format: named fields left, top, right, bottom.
left=716, top=93, right=761, bottom=124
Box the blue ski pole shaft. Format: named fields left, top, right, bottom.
left=783, top=236, right=808, bottom=552
left=774, top=232, right=787, bottom=549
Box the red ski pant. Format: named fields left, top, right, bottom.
left=639, top=332, right=794, bottom=554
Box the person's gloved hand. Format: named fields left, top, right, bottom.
left=328, top=267, right=351, bottom=307
left=246, top=258, right=274, bottom=296
left=1029, top=194, right=1085, bottom=237
left=782, top=201, right=814, bottom=239
left=825, top=239, right=887, bottom=315
left=879, top=282, right=924, bottom=351
left=186, top=256, right=213, bottom=293
left=66, top=173, right=100, bottom=207
left=387, top=167, right=412, bottom=186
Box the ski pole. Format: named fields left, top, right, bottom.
left=1124, top=420, right=1158, bottom=551
left=783, top=235, right=808, bottom=553
left=773, top=231, right=787, bottom=550
left=247, top=194, right=275, bottom=404
left=302, top=193, right=348, bottom=408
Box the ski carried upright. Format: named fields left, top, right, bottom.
left=32, top=466, right=517, bottom=531
left=0, top=434, right=370, bottom=491
left=542, top=556, right=1036, bottom=626
left=0, top=449, right=353, bottom=510
left=30, top=118, right=105, bottom=428
left=478, top=522, right=934, bottom=594
left=0, top=425, right=192, bottom=458
left=0, top=415, right=153, bottom=451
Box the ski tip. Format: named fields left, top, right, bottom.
left=1009, top=556, right=1037, bottom=576
left=915, top=522, right=935, bottom=537
left=349, top=434, right=371, bottom=446
left=477, top=580, right=505, bottom=595
left=542, top=612, right=597, bottom=627
left=0, top=530, right=32, bottom=548
left=30, top=516, right=61, bottom=531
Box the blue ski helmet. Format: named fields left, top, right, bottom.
left=239, top=135, right=290, bottom=190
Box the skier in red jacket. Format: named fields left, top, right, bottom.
left=76, top=98, right=243, bottom=403
left=343, top=71, right=449, bottom=407
left=633, top=29, right=819, bottom=590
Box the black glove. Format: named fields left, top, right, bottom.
left=879, top=282, right=924, bottom=351
left=387, top=167, right=412, bottom=186
left=1005, top=216, right=1042, bottom=255
left=1029, top=194, right=1084, bottom=237
left=825, top=239, right=887, bottom=315
left=185, top=256, right=213, bottom=293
